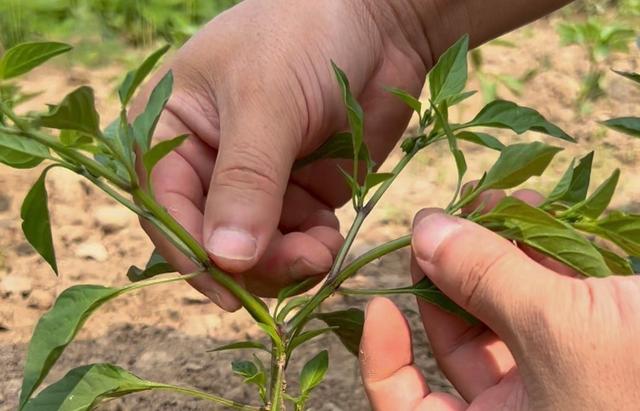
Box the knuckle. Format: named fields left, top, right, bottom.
left=214, top=146, right=282, bottom=197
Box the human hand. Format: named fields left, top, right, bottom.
left=131, top=0, right=433, bottom=309
left=360, top=189, right=640, bottom=410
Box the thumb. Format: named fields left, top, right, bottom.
left=203, top=98, right=300, bottom=273
left=411, top=210, right=569, bottom=344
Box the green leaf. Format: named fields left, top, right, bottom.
left=22, top=364, right=163, bottom=411
left=232, top=360, right=260, bottom=380
left=314, top=308, right=364, bottom=356
left=276, top=278, right=317, bottom=303
left=293, top=132, right=368, bottom=170
left=456, top=131, right=505, bottom=151
left=142, top=134, right=187, bottom=175
left=477, top=197, right=610, bottom=278
left=208, top=341, right=269, bottom=353
left=332, top=62, right=364, bottom=165
left=578, top=212, right=640, bottom=256
left=613, top=69, right=640, bottom=85
left=20, top=285, right=126, bottom=407
left=21, top=167, right=57, bottom=275
left=118, top=44, right=171, bottom=106
left=602, top=117, right=640, bottom=137
left=39, top=87, right=101, bottom=137
left=545, top=152, right=594, bottom=206
left=386, top=86, right=422, bottom=113
left=630, top=256, right=640, bottom=273
left=467, top=100, right=575, bottom=141
left=0, top=147, right=44, bottom=169
left=19, top=275, right=188, bottom=407
left=276, top=296, right=310, bottom=324
left=363, top=173, right=394, bottom=195
left=595, top=246, right=634, bottom=275
left=0, top=131, right=50, bottom=166
left=564, top=169, right=620, bottom=219
left=0, top=42, right=72, bottom=80
left=126, top=249, right=175, bottom=282
left=299, top=351, right=329, bottom=396
left=446, top=90, right=477, bottom=106
left=58, top=130, right=93, bottom=147
left=133, top=70, right=174, bottom=151
left=429, top=35, right=469, bottom=105
left=257, top=323, right=283, bottom=349
left=287, top=327, right=336, bottom=355
left=410, top=278, right=476, bottom=323
left=480, top=142, right=562, bottom=190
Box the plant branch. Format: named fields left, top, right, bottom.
left=132, top=188, right=275, bottom=327
left=287, top=234, right=411, bottom=332
left=158, top=385, right=262, bottom=411
left=268, top=346, right=286, bottom=411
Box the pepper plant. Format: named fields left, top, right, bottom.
left=3, top=35, right=640, bottom=411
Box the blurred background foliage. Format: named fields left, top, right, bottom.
left=0, top=0, right=240, bottom=65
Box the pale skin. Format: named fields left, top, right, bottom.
left=132, top=0, right=640, bottom=409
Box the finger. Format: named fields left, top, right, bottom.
left=143, top=150, right=240, bottom=311
left=203, top=86, right=301, bottom=273
left=279, top=183, right=336, bottom=232
left=411, top=209, right=515, bottom=401
left=411, top=210, right=571, bottom=350
left=360, top=298, right=430, bottom=411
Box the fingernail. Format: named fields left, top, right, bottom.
left=203, top=288, right=222, bottom=306
left=206, top=228, right=257, bottom=261
left=412, top=213, right=462, bottom=261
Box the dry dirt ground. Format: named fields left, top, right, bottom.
left=1, top=15, right=639, bottom=411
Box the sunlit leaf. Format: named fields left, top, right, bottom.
left=578, top=212, right=640, bottom=256
left=142, top=134, right=187, bottom=175
left=480, top=142, right=562, bottom=190
left=126, top=249, right=175, bottom=282
left=545, top=152, right=594, bottom=206
left=39, top=87, right=101, bottom=137
left=299, top=351, right=329, bottom=396
left=118, top=45, right=170, bottom=106
left=429, top=35, right=469, bottom=105
left=564, top=169, right=620, bottom=219
left=0, top=42, right=72, bottom=80
left=456, top=131, right=504, bottom=151
left=595, top=245, right=634, bottom=275
left=22, top=364, right=163, bottom=411
left=467, top=100, right=575, bottom=141
left=477, top=197, right=610, bottom=277
left=208, top=341, right=268, bottom=353
left=386, top=86, right=422, bottom=113
left=602, top=117, right=640, bottom=137
left=133, top=70, right=173, bottom=150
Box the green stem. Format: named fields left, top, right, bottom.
left=0, top=107, right=130, bottom=190
left=287, top=235, right=411, bottom=332
left=268, top=347, right=286, bottom=411
left=158, top=385, right=262, bottom=411
left=132, top=189, right=275, bottom=327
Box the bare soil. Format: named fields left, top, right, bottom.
left=1, top=16, right=639, bottom=411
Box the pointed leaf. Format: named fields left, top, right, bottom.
left=410, top=278, right=476, bottom=323
left=39, top=87, right=101, bottom=136
left=0, top=147, right=44, bottom=169
left=300, top=351, right=329, bottom=395
left=578, top=212, right=640, bottom=256
left=126, top=249, right=175, bottom=282
left=293, top=132, right=368, bottom=169
left=468, top=100, right=574, bottom=141
left=0, top=42, right=72, bottom=80
left=276, top=296, right=310, bottom=324
left=386, top=87, right=422, bottom=113
left=133, top=71, right=174, bottom=150
left=602, top=117, right=640, bottom=137
left=0, top=132, right=50, bottom=170
left=456, top=131, right=504, bottom=151
left=142, top=134, right=187, bottom=175
left=364, top=173, right=394, bottom=194
left=118, top=45, right=170, bottom=105
left=565, top=169, right=620, bottom=219
left=429, top=35, right=469, bottom=104
left=332, top=62, right=364, bottom=164
left=314, top=308, right=364, bottom=356
left=288, top=327, right=336, bottom=354
left=480, top=142, right=562, bottom=190
left=596, top=246, right=634, bottom=276
left=613, top=69, right=640, bottom=85
left=23, top=364, right=163, bottom=411
left=546, top=152, right=594, bottom=205
left=477, top=197, right=610, bottom=277
left=276, top=278, right=317, bottom=303
left=208, top=341, right=268, bottom=353
left=446, top=90, right=477, bottom=106
left=21, top=167, right=57, bottom=275
left=19, top=275, right=188, bottom=407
